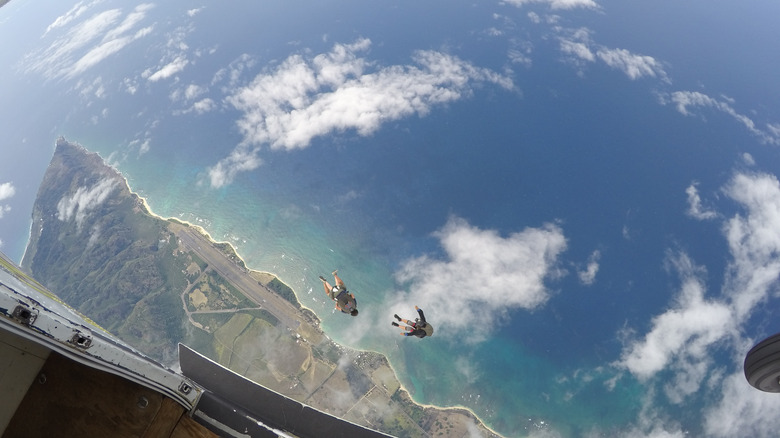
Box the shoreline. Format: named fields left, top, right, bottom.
left=366, top=345, right=506, bottom=438
left=110, top=157, right=504, bottom=437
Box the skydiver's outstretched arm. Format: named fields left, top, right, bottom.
left=415, top=306, right=426, bottom=323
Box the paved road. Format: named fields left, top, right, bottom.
left=172, top=224, right=301, bottom=331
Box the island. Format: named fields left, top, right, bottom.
left=21, top=138, right=501, bottom=438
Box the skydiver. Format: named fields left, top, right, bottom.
left=319, top=270, right=358, bottom=316
left=392, top=306, right=433, bottom=338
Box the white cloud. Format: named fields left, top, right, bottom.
left=668, top=91, right=732, bottom=118
left=0, top=181, right=14, bottom=220
left=664, top=91, right=780, bottom=145
left=189, top=98, right=217, bottom=114
left=767, top=122, right=780, bottom=139
left=57, top=177, right=118, bottom=229
left=208, top=39, right=513, bottom=187
left=228, top=38, right=515, bottom=150
left=703, top=372, right=780, bottom=438
left=622, top=390, right=687, bottom=438
left=0, top=182, right=15, bottom=201
left=558, top=28, right=594, bottom=64
left=508, top=47, right=533, bottom=67
left=455, top=355, right=482, bottom=385
left=171, top=84, right=217, bottom=115
left=128, top=137, right=152, bottom=156
left=558, top=30, right=667, bottom=81
left=336, top=190, right=360, bottom=204
left=207, top=147, right=264, bottom=188
left=577, top=249, right=600, bottom=285
left=43, top=0, right=96, bottom=37
left=721, top=172, right=780, bottom=320
left=560, top=39, right=594, bottom=62
left=618, top=172, right=780, bottom=413
left=104, top=3, right=154, bottom=42
left=21, top=4, right=155, bottom=80
left=685, top=182, right=717, bottom=220
left=123, top=77, right=138, bottom=95
left=133, top=26, right=154, bottom=40
left=70, top=36, right=135, bottom=79
left=184, top=84, right=206, bottom=100
left=595, top=48, right=668, bottom=81
left=503, top=0, right=600, bottom=10
left=145, top=55, right=189, bottom=82
left=139, top=139, right=151, bottom=155
left=618, top=252, right=733, bottom=381
left=390, top=217, right=567, bottom=341
left=212, top=53, right=257, bottom=89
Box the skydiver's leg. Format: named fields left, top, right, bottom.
left=392, top=321, right=412, bottom=331
left=333, top=272, right=345, bottom=289
left=319, top=276, right=335, bottom=299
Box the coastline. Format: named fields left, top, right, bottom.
left=122, top=173, right=503, bottom=437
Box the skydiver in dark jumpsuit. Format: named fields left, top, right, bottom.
left=392, top=306, right=433, bottom=338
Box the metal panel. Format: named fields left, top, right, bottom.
left=179, top=344, right=394, bottom=438
left=193, top=392, right=280, bottom=438
left=0, top=258, right=203, bottom=411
